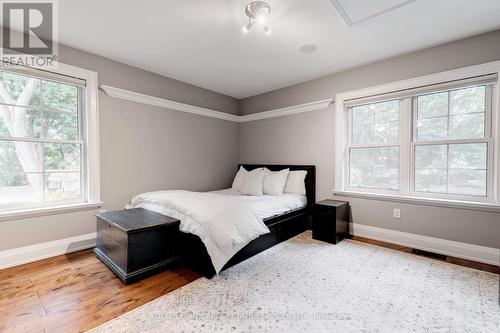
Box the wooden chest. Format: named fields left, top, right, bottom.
left=94, top=208, right=180, bottom=284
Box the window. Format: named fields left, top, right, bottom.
left=349, top=100, right=400, bottom=190
left=413, top=86, right=489, bottom=197
left=0, top=63, right=100, bottom=216
left=335, top=63, right=500, bottom=208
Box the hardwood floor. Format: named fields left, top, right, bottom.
left=351, top=236, right=500, bottom=274
left=1, top=236, right=498, bottom=333
left=0, top=249, right=199, bottom=333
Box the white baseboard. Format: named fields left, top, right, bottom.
left=351, top=223, right=500, bottom=266
left=2, top=226, right=498, bottom=270
left=0, top=233, right=96, bottom=270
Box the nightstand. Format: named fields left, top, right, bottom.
left=95, top=208, right=180, bottom=284
left=312, top=200, right=349, bottom=244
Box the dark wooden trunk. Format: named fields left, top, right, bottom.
left=95, top=208, right=180, bottom=284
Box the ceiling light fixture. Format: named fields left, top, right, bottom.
left=242, top=1, right=271, bottom=35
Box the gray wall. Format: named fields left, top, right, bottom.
left=240, top=30, right=500, bottom=248
left=2, top=29, right=500, bottom=253
left=0, top=44, right=240, bottom=251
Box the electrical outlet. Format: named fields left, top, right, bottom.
left=393, top=208, right=401, bottom=219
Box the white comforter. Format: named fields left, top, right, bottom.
left=212, top=189, right=307, bottom=219
left=126, top=190, right=270, bottom=273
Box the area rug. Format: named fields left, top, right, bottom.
left=88, top=231, right=500, bottom=333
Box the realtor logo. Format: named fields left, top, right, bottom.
left=1, top=0, right=58, bottom=68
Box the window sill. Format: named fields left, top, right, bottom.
left=332, top=190, right=500, bottom=213
left=0, top=201, right=104, bottom=222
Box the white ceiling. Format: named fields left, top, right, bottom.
left=57, top=0, right=500, bottom=99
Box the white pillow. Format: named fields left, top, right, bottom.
left=263, top=168, right=289, bottom=196
left=240, top=168, right=265, bottom=196
left=231, top=166, right=248, bottom=192
left=284, top=170, right=307, bottom=195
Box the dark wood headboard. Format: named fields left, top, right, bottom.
left=238, top=164, right=316, bottom=207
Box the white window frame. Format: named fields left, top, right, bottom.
left=409, top=85, right=494, bottom=203
left=334, top=61, right=500, bottom=212
left=0, top=62, right=101, bottom=221
left=345, top=99, right=409, bottom=196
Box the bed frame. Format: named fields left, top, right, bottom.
left=178, top=164, right=316, bottom=278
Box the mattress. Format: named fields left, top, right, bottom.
left=211, top=188, right=307, bottom=220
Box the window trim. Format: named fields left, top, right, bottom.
left=334, top=60, right=500, bottom=210
left=331, top=190, right=500, bottom=213
left=0, top=61, right=101, bottom=220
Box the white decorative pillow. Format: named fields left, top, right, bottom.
left=284, top=170, right=307, bottom=195
left=263, top=168, right=289, bottom=196
left=231, top=166, right=248, bottom=192
left=240, top=168, right=265, bottom=196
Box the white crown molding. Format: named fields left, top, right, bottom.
left=0, top=232, right=96, bottom=269
left=351, top=223, right=500, bottom=266
left=100, top=85, right=332, bottom=123
left=101, top=85, right=241, bottom=122
left=239, top=99, right=333, bottom=122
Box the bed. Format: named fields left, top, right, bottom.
left=126, top=164, right=315, bottom=278
left=179, top=164, right=315, bottom=278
